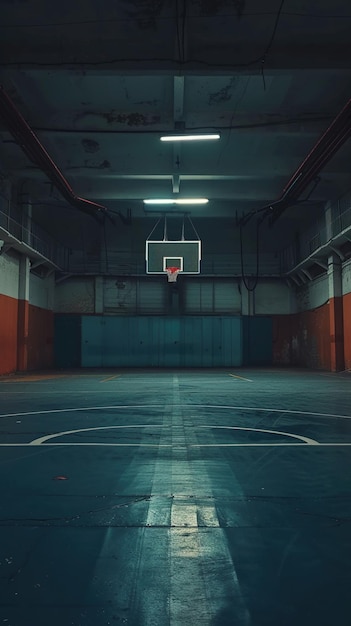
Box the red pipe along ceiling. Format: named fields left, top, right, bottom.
left=269, top=97, right=351, bottom=225
left=0, top=85, right=108, bottom=222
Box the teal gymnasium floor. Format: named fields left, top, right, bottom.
left=0, top=368, right=350, bottom=625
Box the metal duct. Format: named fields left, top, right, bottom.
left=269, top=97, right=351, bottom=225
left=0, top=85, right=108, bottom=222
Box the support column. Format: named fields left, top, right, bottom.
left=21, top=192, right=32, bottom=245
left=17, top=256, right=31, bottom=371
left=325, top=203, right=344, bottom=371
left=240, top=280, right=255, bottom=316
left=95, top=276, right=104, bottom=314
left=328, top=255, right=344, bottom=371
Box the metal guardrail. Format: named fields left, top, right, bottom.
left=280, top=191, right=351, bottom=273
left=0, top=204, right=68, bottom=269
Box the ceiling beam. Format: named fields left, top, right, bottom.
left=172, top=76, right=185, bottom=195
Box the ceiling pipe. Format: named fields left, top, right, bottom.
left=0, top=85, right=108, bottom=222
left=269, top=97, right=351, bottom=225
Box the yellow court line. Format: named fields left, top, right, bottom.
left=100, top=374, right=121, bottom=383
left=228, top=373, right=253, bottom=382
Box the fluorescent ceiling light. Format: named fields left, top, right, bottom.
left=160, top=133, right=220, bottom=142
left=144, top=198, right=209, bottom=205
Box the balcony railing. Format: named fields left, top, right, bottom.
left=0, top=200, right=67, bottom=269
left=280, top=190, right=351, bottom=274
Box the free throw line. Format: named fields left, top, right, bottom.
left=228, top=373, right=253, bottom=382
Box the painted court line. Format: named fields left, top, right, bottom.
left=1, top=404, right=351, bottom=421
left=29, top=424, right=161, bottom=445
left=229, top=373, right=253, bottom=382
left=28, top=424, right=318, bottom=446
left=0, top=405, right=165, bottom=419
left=196, top=425, right=318, bottom=445
left=1, top=442, right=351, bottom=448
left=100, top=374, right=121, bottom=383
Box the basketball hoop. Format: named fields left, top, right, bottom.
left=166, top=267, right=180, bottom=282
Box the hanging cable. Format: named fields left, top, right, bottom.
left=262, top=0, right=286, bottom=59
left=181, top=0, right=187, bottom=63
left=146, top=217, right=162, bottom=241
left=181, top=214, right=185, bottom=241
left=261, top=59, right=266, bottom=91
left=187, top=214, right=201, bottom=240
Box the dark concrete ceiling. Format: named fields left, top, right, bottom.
left=0, top=0, right=351, bottom=236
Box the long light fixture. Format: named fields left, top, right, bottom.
left=143, top=198, right=209, bottom=205
left=160, top=133, right=220, bottom=142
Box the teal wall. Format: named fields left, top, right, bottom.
left=81, top=316, right=242, bottom=367
left=242, top=316, right=273, bottom=365
left=55, top=314, right=273, bottom=368
left=54, top=315, right=81, bottom=368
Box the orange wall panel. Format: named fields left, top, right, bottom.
left=298, top=304, right=331, bottom=370
left=273, top=303, right=331, bottom=370
left=0, top=293, right=18, bottom=375
left=273, top=315, right=293, bottom=365
left=343, top=292, right=351, bottom=370
left=17, top=298, right=29, bottom=371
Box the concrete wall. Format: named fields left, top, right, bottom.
left=253, top=281, right=291, bottom=315
left=55, top=277, right=95, bottom=313
left=295, top=274, right=329, bottom=311
left=55, top=275, right=291, bottom=316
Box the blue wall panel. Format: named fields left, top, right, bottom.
left=181, top=317, right=204, bottom=367
left=54, top=315, right=81, bottom=368
left=242, top=316, right=273, bottom=365
left=80, top=315, right=243, bottom=367
left=61, top=315, right=273, bottom=368
left=81, top=316, right=103, bottom=367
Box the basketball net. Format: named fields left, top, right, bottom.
left=166, top=267, right=180, bottom=282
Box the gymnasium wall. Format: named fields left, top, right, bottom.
left=54, top=275, right=290, bottom=317
left=272, top=303, right=331, bottom=370
left=273, top=274, right=330, bottom=369
left=342, top=260, right=351, bottom=369
left=273, top=264, right=351, bottom=372
left=55, top=314, right=275, bottom=368
left=0, top=252, right=20, bottom=375
left=27, top=273, right=55, bottom=371
left=0, top=250, right=55, bottom=375
left=54, top=275, right=292, bottom=368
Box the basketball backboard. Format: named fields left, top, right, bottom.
left=146, top=240, right=201, bottom=274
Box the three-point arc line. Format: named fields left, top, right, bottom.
left=27, top=424, right=318, bottom=446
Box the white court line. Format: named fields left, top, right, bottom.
left=28, top=424, right=318, bottom=446
left=0, top=405, right=165, bottom=418
left=29, top=424, right=161, bottom=445
left=100, top=374, right=121, bottom=383
left=1, top=403, right=351, bottom=420
left=229, top=373, right=253, bottom=382
left=1, top=442, right=351, bottom=447
left=196, top=425, right=318, bottom=445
